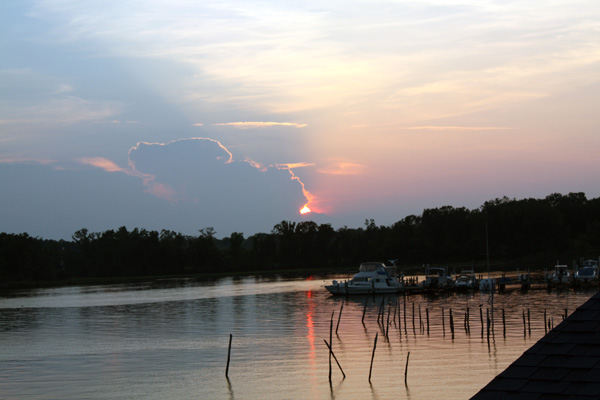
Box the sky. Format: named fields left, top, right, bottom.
left=1, top=0, right=599, bottom=240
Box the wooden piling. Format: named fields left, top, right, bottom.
left=412, top=302, right=415, bottom=334
left=398, top=299, right=402, bottom=334
left=418, top=304, right=422, bottom=334
left=225, top=333, right=232, bottom=379
left=403, top=296, right=407, bottom=334
left=527, top=309, right=531, bottom=336
left=362, top=298, right=368, bottom=324
left=442, top=308, right=446, bottom=336
left=486, top=308, right=490, bottom=339
left=480, top=307, right=484, bottom=338
left=466, top=307, right=470, bottom=334
left=369, top=333, right=378, bottom=383
left=522, top=309, right=526, bottom=337
left=323, top=340, right=346, bottom=379
left=544, top=309, right=547, bottom=334
left=336, top=301, right=344, bottom=335
left=404, top=351, right=411, bottom=386
left=386, top=304, right=391, bottom=339
left=426, top=308, right=430, bottom=335
left=449, top=308, right=454, bottom=338
left=502, top=308, right=506, bottom=337
left=329, top=311, right=333, bottom=383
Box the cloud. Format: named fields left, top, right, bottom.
left=93, top=120, right=139, bottom=124
left=0, top=70, right=122, bottom=130
left=126, top=137, right=313, bottom=215
left=317, top=162, right=364, bottom=175
left=213, top=122, right=308, bottom=129
left=279, top=162, right=314, bottom=169
left=403, top=126, right=511, bottom=131
left=0, top=137, right=319, bottom=238
left=78, top=157, right=126, bottom=173
left=0, top=157, right=56, bottom=165
left=26, top=0, right=599, bottom=120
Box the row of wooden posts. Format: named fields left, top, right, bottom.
left=367, top=296, right=567, bottom=341
left=225, top=298, right=569, bottom=382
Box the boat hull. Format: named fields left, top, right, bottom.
left=325, top=285, right=400, bottom=295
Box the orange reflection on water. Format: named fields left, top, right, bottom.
left=305, top=290, right=319, bottom=397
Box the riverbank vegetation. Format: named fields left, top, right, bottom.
left=1, top=192, right=599, bottom=287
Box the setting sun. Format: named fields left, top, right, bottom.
left=300, top=206, right=311, bottom=214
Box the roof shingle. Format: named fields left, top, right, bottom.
left=472, top=291, right=600, bottom=399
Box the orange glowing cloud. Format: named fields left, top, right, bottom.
left=78, top=157, right=125, bottom=173
left=144, top=181, right=177, bottom=201
left=276, top=162, right=318, bottom=215
left=78, top=156, right=177, bottom=202
left=279, top=162, right=315, bottom=169
left=213, top=121, right=308, bottom=128
left=300, top=205, right=311, bottom=214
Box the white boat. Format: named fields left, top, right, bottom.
left=421, top=266, right=453, bottom=290
left=455, top=270, right=477, bottom=290
left=575, top=260, right=598, bottom=282
left=551, top=264, right=570, bottom=284
left=325, top=262, right=402, bottom=295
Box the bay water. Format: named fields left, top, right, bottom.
left=0, top=275, right=595, bottom=399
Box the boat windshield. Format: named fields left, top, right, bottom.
left=359, top=262, right=385, bottom=272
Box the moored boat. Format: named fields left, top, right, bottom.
left=325, top=262, right=402, bottom=295
left=575, top=260, right=598, bottom=282
left=421, top=266, right=453, bottom=290
left=550, top=264, right=570, bottom=284
left=455, top=270, right=477, bottom=291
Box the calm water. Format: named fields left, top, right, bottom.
left=0, top=275, right=596, bottom=399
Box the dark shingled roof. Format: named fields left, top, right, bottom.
left=472, top=291, right=600, bottom=399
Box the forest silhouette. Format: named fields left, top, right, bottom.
left=1, top=192, right=599, bottom=285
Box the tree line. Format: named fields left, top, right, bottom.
left=1, top=192, right=599, bottom=284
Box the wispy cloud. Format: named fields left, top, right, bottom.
left=0, top=69, right=122, bottom=128
left=317, top=162, right=364, bottom=175
left=26, top=1, right=600, bottom=120
left=214, top=122, right=308, bottom=129
left=279, top=162, right=314, bottom=169
left=93, top=120, right=139, bottom=124
left=0, top=157, right=56, bottom=165
left=404, top=126, right=511, bottom=131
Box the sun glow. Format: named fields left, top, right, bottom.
left=300, top=205, right=311, bottom=214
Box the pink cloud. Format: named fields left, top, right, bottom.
left=78, top=157, right=125, bottom=173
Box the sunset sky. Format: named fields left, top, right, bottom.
left=1, top=1, right=599, bottom=240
